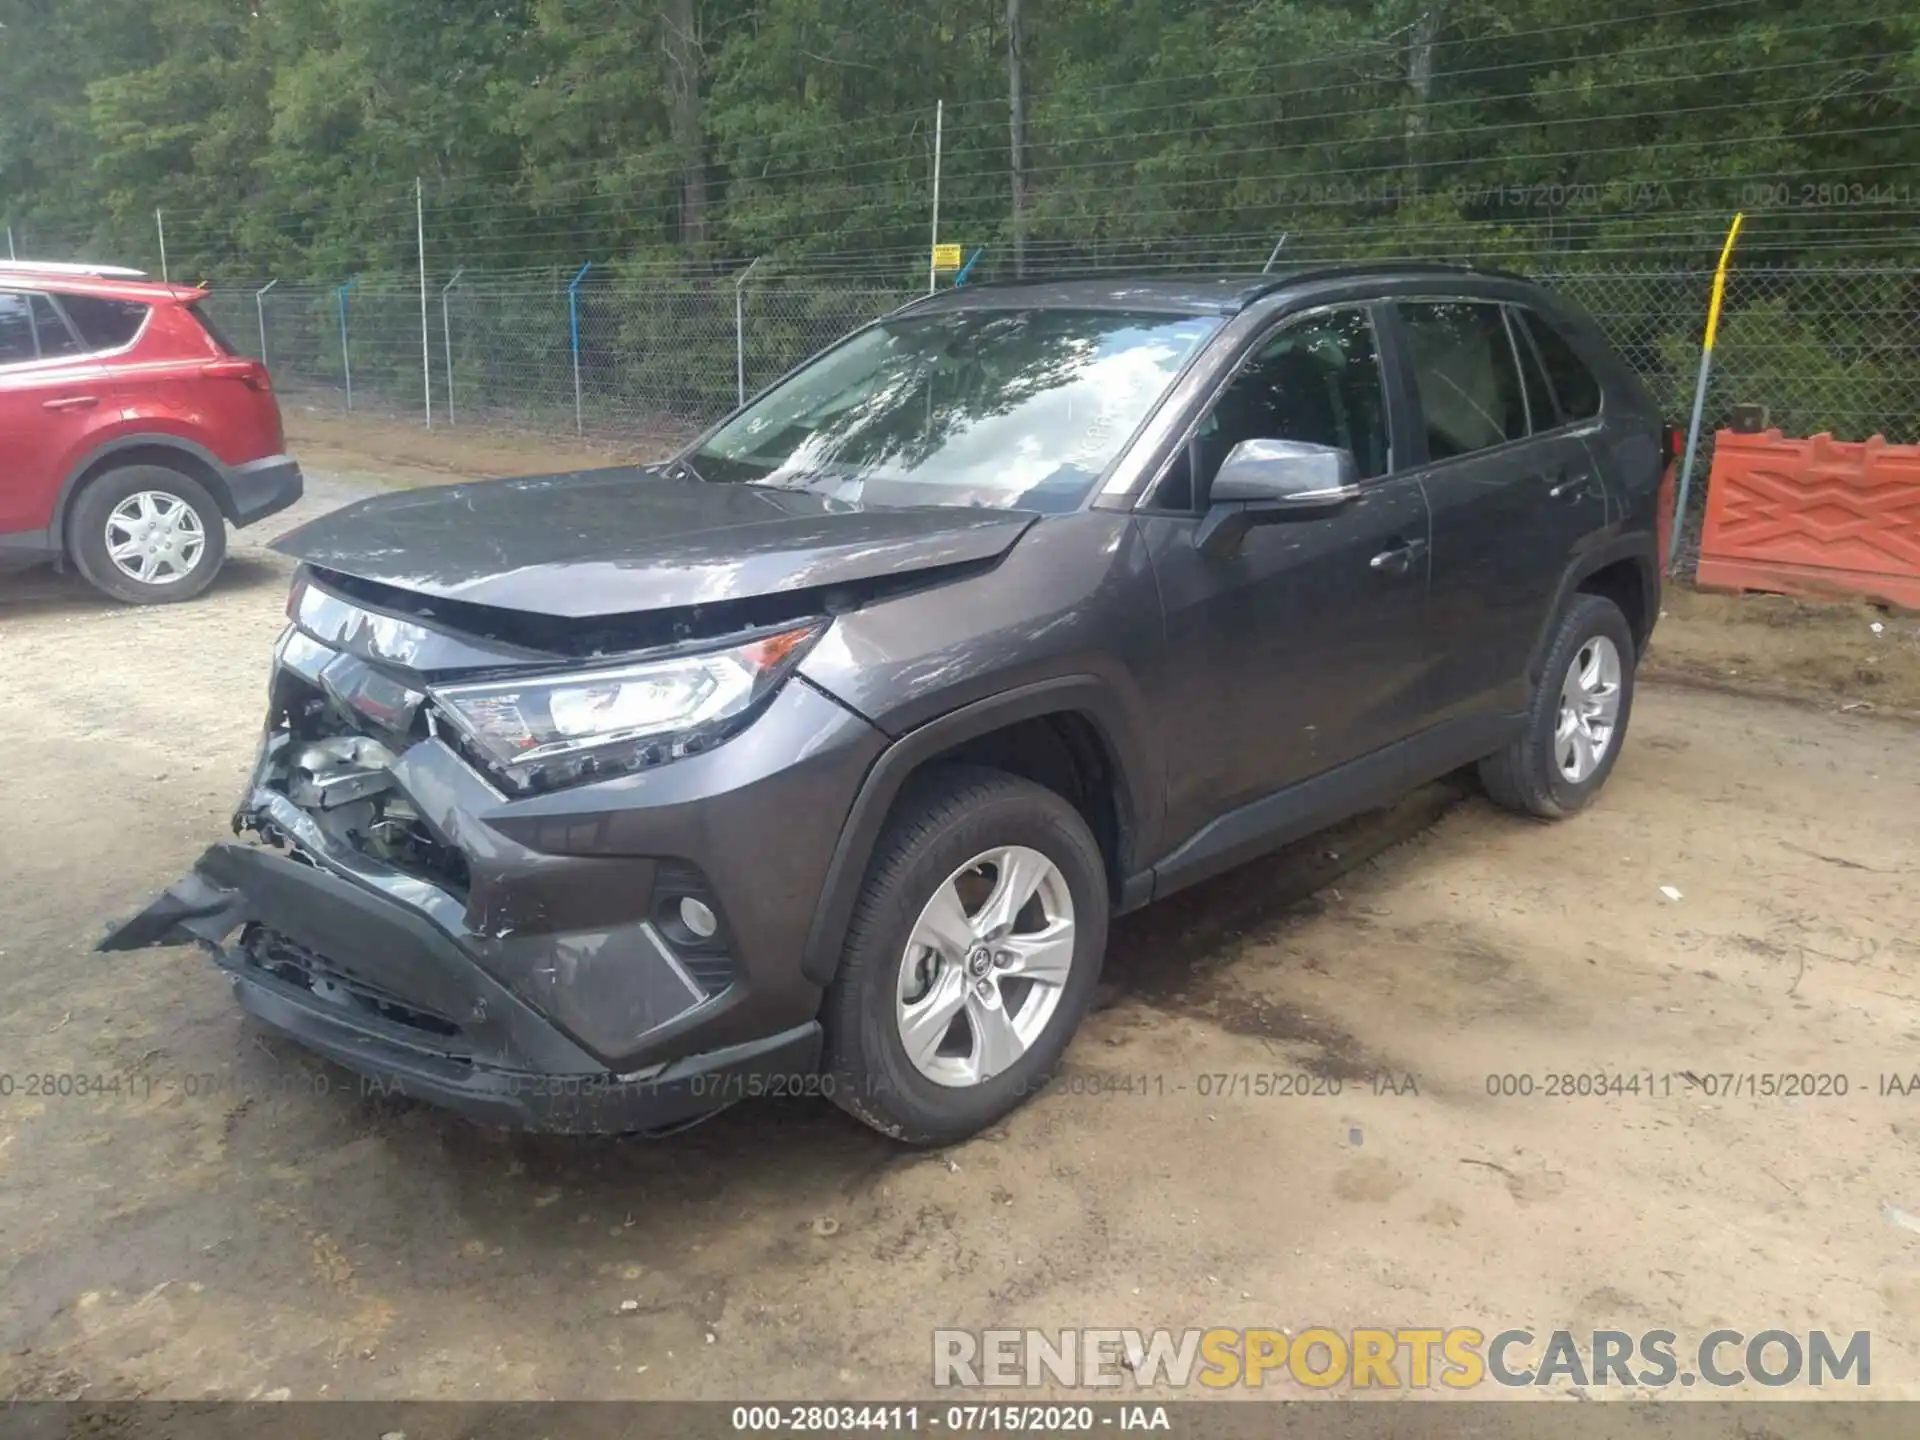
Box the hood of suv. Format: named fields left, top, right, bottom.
left=273, top=466, right=1037, bottom=619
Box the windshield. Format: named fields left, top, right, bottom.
left=690, top=308, right=1218, bottom=512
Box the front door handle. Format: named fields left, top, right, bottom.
left=1369, top=537, right=1428, bottom=574
left=41, top=395, right=100, bottom=412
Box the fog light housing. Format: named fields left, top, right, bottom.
left=678, top=896, right=719, bottom=940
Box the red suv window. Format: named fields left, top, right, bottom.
left=188, top=300, right=239, bottom=355
left=0, top=292, right=34, bottom=363
left=29, top=294, right=82, bottom=357
left=60, top=293, right=150, bottom=351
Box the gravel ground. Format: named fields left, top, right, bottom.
left=1, top=450, right=1917, bottom=1404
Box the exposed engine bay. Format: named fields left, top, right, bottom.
left=244, top=648, right=472, bottom=895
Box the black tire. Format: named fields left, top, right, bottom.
left=1479, top=592, right=1636, bottom=819
left=822, top=765, right=1109, bottom=1146
left=67, top=464, right=227, bottom=605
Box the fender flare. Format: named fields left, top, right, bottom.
left=1527, top=532, right=1660, bottom=681
left=52, top=434, right=237, bottom=541
left=798, top=675, right=1158, bottom=986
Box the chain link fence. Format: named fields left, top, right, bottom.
left=200, top=269, right=919, bottom=441
left=199, top=263, right=1919, bottom=478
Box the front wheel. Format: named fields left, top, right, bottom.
left=823, top=767, right=1109, bottom=1146
left=68, top=464, right=227, bottom=604
left=1479, top=592, right=1636, bottom=819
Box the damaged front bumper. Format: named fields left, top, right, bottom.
left=102, top=830, right=819, bottom=1133
left=100, top=579, right=887, bottom=1134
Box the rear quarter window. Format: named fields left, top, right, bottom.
left=187, top=300, right=239, bottom=355
left=1519, top=308, right=1602, bottom=421
left=59, top=293, right=150, bottom=351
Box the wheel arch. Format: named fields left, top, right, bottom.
left=54, top=435, right=237, bottom=552
left=799, top=676, right=1156, bottom=988
left=1527, top=536, right=1659, bottom=682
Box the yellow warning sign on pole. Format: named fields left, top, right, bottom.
left=931, top=243, right=963, bottom=271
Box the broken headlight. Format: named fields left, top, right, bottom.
left=427, top=623, right=823, bottom=792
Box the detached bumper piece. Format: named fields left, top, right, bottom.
left=99, top=843, right=820, bottom=1135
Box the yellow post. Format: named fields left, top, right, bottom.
left=1669, top=211, right=1744, bottom=574
left=1702, top=212, right=1745, bottom=352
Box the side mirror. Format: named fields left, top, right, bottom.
left=1195, top=439, right=1362, bottom=557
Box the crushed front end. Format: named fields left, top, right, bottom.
left=101, top=568, right=886, bottom=1133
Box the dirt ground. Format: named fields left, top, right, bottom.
left=279, top=409, right=651, bottom=488
left=1, top=423, right=1917, bottom=1404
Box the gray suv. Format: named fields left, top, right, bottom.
left=106, top=264, right=1667, bottom=1145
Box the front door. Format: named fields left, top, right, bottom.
left=1388, top=298, right=1609, bottom=724
left=1138, top=303, right=1434, bottom=856
left=0, top=289, right=109, bottom=538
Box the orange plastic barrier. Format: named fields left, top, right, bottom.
left=1695, top=429, right=1920, bottom=610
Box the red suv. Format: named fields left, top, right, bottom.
left=0, top=263, right=303, bottom=603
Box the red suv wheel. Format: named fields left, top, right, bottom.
left=67, top=462, right=229, bottom=604
left=1, top=265, right=302, bottom=603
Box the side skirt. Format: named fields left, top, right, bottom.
left=1147, top=711, right=1524, bottom=902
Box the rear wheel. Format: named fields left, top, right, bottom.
left=1479, top=593, right=1635, bottom=818
left=68, top=463, right=227, bottom=604
left=823, top=767, right=1108, bottom=1145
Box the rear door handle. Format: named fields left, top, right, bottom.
left=41, top=395, right=100, bottom=412
left=1369, top=537, right=1428, bottom=574
left=1548, top=472, right=1593, bottom=500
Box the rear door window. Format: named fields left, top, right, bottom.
left=1518, top=308, right=1602, bottom=421
left=0, top=292, right=35, bottom=364
left=1507, top=307, right=1559, bottom=432
left=60, top=293, right=150, bottom=351
left=1396, top=300, right=1528, bottom=460
left=29, top=294, right=82, bottom=358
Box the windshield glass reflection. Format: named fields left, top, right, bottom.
left=691, top=309, right=1218, bottom=513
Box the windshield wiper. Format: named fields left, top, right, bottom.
left=739, top=468, right=844, bottom=494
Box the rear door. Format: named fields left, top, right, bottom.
left=1137, top=302, right=1434, bottom=853
left=0, top=289, right=111, bottom=537
left=1387, top=297, right=1607, bottom=726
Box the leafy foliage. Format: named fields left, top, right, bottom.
left=12, top=0, right=1913, bottom=440
left=1, top=0, right=1913, bottom=280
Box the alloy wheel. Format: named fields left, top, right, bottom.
left=1554, top=634, right=1623, bottom=783
left=894, top=845, right=1075, bottom=1088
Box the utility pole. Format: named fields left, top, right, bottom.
left=1405, top=3, right=1446, bottom=185
left=155, top=209, right=168, bottom=282
left=1007, top=0, right=1028, bottom=277
left=416, top=178, right=433, bottom=428
left=928, top=100, right=944, bottom=295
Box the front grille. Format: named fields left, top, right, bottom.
left=240, top=924, right=464, bottom=1041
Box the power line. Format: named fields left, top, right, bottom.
left=158, top=0, right=1897, bottom=214
left=161, top=62, right=1910, bottom=257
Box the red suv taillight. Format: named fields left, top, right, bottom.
left=201, top=357, right=271, bottom=391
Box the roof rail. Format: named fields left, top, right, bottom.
left=0, top=260, right=150, bottom=279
